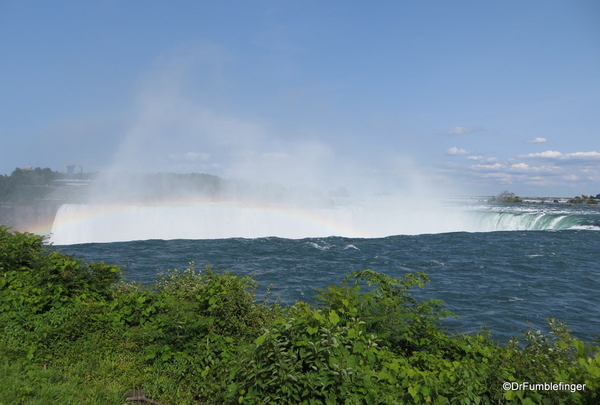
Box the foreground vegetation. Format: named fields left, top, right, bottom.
left=1, top=227, right=599, bottom=404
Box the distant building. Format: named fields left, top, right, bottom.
left=61, top=165, right=83, bottom=175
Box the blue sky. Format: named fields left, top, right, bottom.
left=1, top=0, right=599, bottom=196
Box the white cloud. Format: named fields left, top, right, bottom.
left=438, top=144, right=599, bottom=194
left=446, top=126, right=484, bottom=135
left=519, top=150, right=600, bottom=161
left=568, top=151, right=600, bottom=159
left=525, top=137, right=547, bottom=143
left=446, top=147, right=469, bottom=155
left=470, top=163, right=503, bottom=171
left=509, top=163, right=561, bottom=173
left=466, top=156, right=498, bottom=163
left=522, top=150, right=563, bottom=159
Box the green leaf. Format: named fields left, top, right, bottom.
left=377, top=370, right=391, bottom=381
left=313, top=311, right=324, bottom=321
left=329, top=310, right=340, bottom=326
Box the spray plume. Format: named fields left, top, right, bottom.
left=50, top=46, right=472, bottom=244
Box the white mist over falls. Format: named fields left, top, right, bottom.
left=48, top=177, right=598, bottom=245
left=48, top=173, right=473, bottom=245
left=50, top=202, right=462, bottom=245
left=48, top=51, right=477, bottom=245
left=47, top=50, right=599, bottom=245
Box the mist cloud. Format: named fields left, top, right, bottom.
left=102, top=44, right=458, bottom=201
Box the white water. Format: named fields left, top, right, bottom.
left=49, top=203, right=354, bottom=244
left=49, top=200, right=472, bottom=245
left=49, top=201, right=594, bottom=245
left=473, top=212, right=576, bottom=231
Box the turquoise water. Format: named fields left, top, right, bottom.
left=56, top=228, right=600, bottom=344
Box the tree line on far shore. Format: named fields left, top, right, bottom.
left=490, top=190, right=599, bottom=204
left=2, top=167, right=599, bottom=206
left=0, top=167, right=337, bottom=207
left=0, top=167, right=97, bottom=202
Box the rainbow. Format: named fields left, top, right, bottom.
left=45, top=196, right=484, bottom=245
left=28, top=217, right=58, bottom=238
left=49, top=201, right=363, bottom=245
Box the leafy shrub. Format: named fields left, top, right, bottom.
left=0, top=226, right=121, bottom=315
left=229, top=302, right=402, bottom=404
left=1, top=227, right=599, bottom=405
left=315, top=269, right=454, bottom=356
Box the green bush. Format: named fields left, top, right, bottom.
left=0, top=226, right=120, bottom=314
left=229, top=302, right=402, bottom=404
left=1, top=227, right=599, bottom=404
left=315, top=270, right=455, bottom=356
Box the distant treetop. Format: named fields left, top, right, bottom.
left=568, top=195, right=598, bottom=205
left=489, top=190, right=523, bottom=203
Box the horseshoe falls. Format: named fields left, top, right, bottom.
left=48, top=199, right=600, bottom=245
